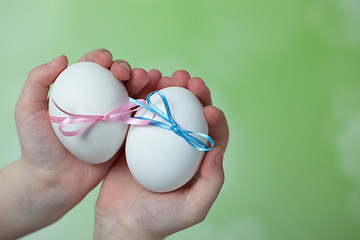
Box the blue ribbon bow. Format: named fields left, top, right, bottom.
left=129, top=91, right=214, bottom=152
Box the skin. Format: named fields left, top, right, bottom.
left=0, top=49, right=144, bottom=239
left=93, top=67, right=229, bottom=239
left=0, top=49, right=229, bottom=240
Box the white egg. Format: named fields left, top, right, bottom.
left=125, top=87, right=209, bottom=192
left=48, top=62, right=129, bottom=164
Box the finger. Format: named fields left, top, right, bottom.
left=156, top=77, right=171, bottom=90
left=123, top=68, right=149, bottom=97
left=186, top=147, right=224, bottom=222
left=203, top=106, right=229, bottom=151
left=182, top=106, right=228, bottom=191
left=77, top=49, right=113, bottom=69
left=188, top=77, right=212, bottom=106
left=136, top=69, right=162, bottom=99
left=111, top=60, right=131, bottom=81
left=171, top=70, right=190, bottom=88
left=16, top=55, right=68, bottom=115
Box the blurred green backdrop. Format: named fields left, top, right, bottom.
left=0, top=0, right=359, bottom=239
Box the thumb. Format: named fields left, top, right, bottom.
left=186, top=147, right=225, bottom=222
left=16, top=55, right=68, bottom=116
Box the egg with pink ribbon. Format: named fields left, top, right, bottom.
left=48, top=62, right=131, bottom=164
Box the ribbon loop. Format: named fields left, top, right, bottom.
left=50, top=91, right=214, bottom=152
left=49, top=99, right=152, bottom=137
left=129, top=91, right=214, bottom=152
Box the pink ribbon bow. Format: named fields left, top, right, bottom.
left=49, top=99, right=152, bottom=137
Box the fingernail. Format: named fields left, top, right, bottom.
left=120, top=62, right=130, bottom=71
left=102, top=50, right=112, bottom=59
left=216, top=149, right=224, bottom=166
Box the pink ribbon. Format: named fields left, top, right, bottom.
left=49, top=99, right=152, bottom=137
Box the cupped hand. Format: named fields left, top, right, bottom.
left=14, top=49, right=148, bottom=217
left=94, top=70, right=229, bottom=240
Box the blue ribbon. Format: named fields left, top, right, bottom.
left=129, top=91, right=214, bottom=152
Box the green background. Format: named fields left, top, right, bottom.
left=1, top=0, right=359, bottom=239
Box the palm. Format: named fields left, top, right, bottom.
left=95, top=71, right=229, bottom=238
left=17, top=105, right=107, bottom=201
left=18, top=103, right=112, bottom=195
left=96, top=153, right=192, bottom=237
left=15, top=49, right=137, bottom=205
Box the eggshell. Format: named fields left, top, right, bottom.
left=49, top=62, right=129, bottom=164
left=125, top=87, right=208, bottom=192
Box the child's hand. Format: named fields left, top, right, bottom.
left=0, top=49, right=149, bottom=239
left=93, top=70, right=229, bottom=240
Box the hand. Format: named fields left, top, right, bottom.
left=93, top=70, right=229, bottom=240
left=0, top=49, right=149, bottom=239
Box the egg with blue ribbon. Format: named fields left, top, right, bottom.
left=125, top=87, right=212, bottom=192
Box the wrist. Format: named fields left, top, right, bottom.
left=0, top=158, right=71, bottom=239
left=93, top=213, right=164, bottom=240
left=19, top=155, right=75, bottom=212
left=0, top=158, right=74, bottom=238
